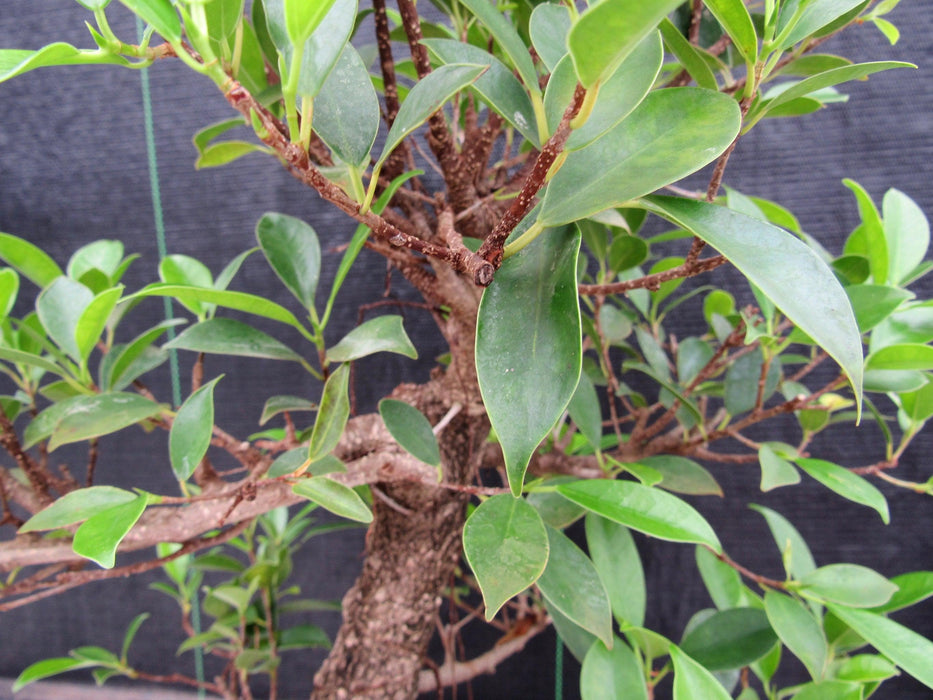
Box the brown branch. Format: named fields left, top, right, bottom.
left=580, top=255, right=726, bottom=296
left=0, top=412, right=53, bottom=505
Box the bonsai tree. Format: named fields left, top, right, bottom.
left=0, top=0, right=931, bottom=698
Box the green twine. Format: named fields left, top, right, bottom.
left=136, top=17, right=204, bottom=697
left=555, top=636, right=563, bottom=700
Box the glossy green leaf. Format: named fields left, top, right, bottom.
left=827, top=604, right=933, bottom=690
left=883, top=188, right=929, bottom=285
left=378, top=399, right=441, bottom=467
left=758, top=444, right=801, bottom=491
left=791, top=681, right=861, bottom=700
left=37, top=276, right=93, bottom=362
left=128, top=284, right=303, bottom=328
left=581, top=639, right=647, bottom=700
left=170, top=376, right=223, bottom=482
left=540, top=89, right=741, bottom=226
left=643, top=196, right=863, bottom=411
left=0, top=268, right=19, bottom=319
left=585, top=513, right=646, bottom=627
left=307, top=364, right=350, bottom=462
left=798, top=564, right=897, bottom=607
left=462, top=494, right=549, bottom=619
left=120, top=0, right=182, bottom=41
left=776, top=0, right=870, bottom=50
left=476, top=224, right=582, bottom=495
left=670, top=645, right=732, bottom=700
left=871, top=571, right=933, bottom=613
left=195, top=141, right=270, bottom=169
left=867, top=343, right=933, bottom=371
left=13, top=657, right=99, bottom=691
left=422, top=39, right=538, bottom=146
left=256, top=212, right=321, bottom=311
left=846, top=284, right=911, bottom=333
left=538, top=526, right=613, bottom=646
left=375, top=64, right=487, bottom=169
left=313, top=44, right=380, bottom=168
left=283, top=0, right=339, bottom=43
left=545, top=33, right=662, bottom=151
left=695, top=546, right=746, bottom=610
left=640, top=455, right=722, bottom=496
left=260, top=395, right=316, bottom=425
left=73, top=493, right=148, bottom=568
left=457, top=0, right=539, bottom=94
left=567, top=0, right=682, bottom=88
left=686, top=610, right=778, bottom=672
left=749, top=504, right=816, bottom=580
left=49, top=393, right=162, bottom=451
left=834, top=654, right=899, bottom=682
left=19, top=486, right=137, bottom=533
left=291, top=477, right=371, bottom=523
left=103, top=318, right=187, bottom=391
left=658, top=18, right=718, bottom=90
left=165, top=318, right=305, bottom=362
left=0, top=233, right=62, bottom=288
left=704, top=0, right=758, bottom=61
left=326, top=315, right=417, bottom=363
left=529, top=3, right=571, bottom=72
left=843, top=178, right=888, bottom=285
left=75, top=286, right=122, bottom=365
left=558, top=480, right=721, bottom=552
left=763, top=590, right=827, bottom=680
left=0, top=44, right=130, bottom=85
left=795, top=458, right=889, bottom=524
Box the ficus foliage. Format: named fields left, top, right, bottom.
left=0, top=0, right=931, bottom=698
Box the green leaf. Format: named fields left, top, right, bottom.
left=795, top=458, right=889, bottom=524
left=67, top=240, right=124, bottom=281
left=0, top=44, right=130, bottom=85
left=763, top=590, right=828, bottom=680
left=798, top=564, right=897, bottom=607
left=48, top=393, right=162, bottom=451
left=642, top=196, right=863, bottom=411
left=307, top=364, right=350, bottom=462
left=422, top=39, right=538, bottom=146
left=540, top=89, right=741, bottom=226
left=291, top=477, right=372, bottom=523
left=75, top=286, right=123, bottom=366
left=670, top=645, right=732, bottom=700
left=640, top=455, right=722, bottom=496
left=791, top=681, right=862, bottom=700
left=538, top=526, right=613, bottom=647
left=834, top=654, right=899, bottom=682
left=776, top=0, right=870, bottom=50
left=0, top=346, right=68, bottom=380
left=268, top=449, right=344, bottom=478
left=568, top=371, right=602, bottom=450
left=557, top=479, right=721, bottom=552
left=529, top=3, right=572, bottom=72
left=680, top=607, right=777, bottom=671
left=13, top=657, right=99, bottom=691
left=103, top=318, right=187, bottom=391
left=193, top=118, right=245, bottom=154
left=73, top=493, right=148, bottom=568
left=867, top=343, right=933, bottom=371
left=283, top=0, right=339, bottom=43
left=843, top=178, right=888, bottom=285
left=19, top=486, right=137, bottom=532
left=581, top=639, right=647, bottom=700
left=871, top=571, right=933, bottom=613
left=128, top=284, right=303, bottom=328
left=609, top=235, right=650, bottom=274
left=326, top=315, right=417, bottom=363
left=375, top=63, right=488, bottom=169
left=0, top=268, right=19, bottom=319
left=378, top=399, right=441, bottom=467
left=120, top=0, right=182, bottom=41
left=846, top=284, right=911, bottom=333
left=313, top=45, right=380, bottom=168
left=476, top=224, right=582, bottom=495
left=827, top=604, right=933, bottom=690
left=585, top=513, right=646, bottom=627
left=203, top=0, right=245, bottom=42
left=462, top=494, right=549, bottom=619
left=658, top=18, right=718, bottom=91
left=457, top=0, right=539, bottom=94
left=37, top=277, right=93, bottom=362
left=295, top=0, right=357, bottom=98
left=705, top=0, right=758, bottom=60
left=0, top=233, right=63, bottom=288
left=195, top=141, right=270, bottom=169
left=883, top=188, right=929, bottom=285
left=567, top=0, right=682, bottom=88
left=758, top=444, right=801, bottom=491
left=256, top=212, right=321, bottom=311
left=749, top=504, right=816, bottom=580
left=170, top=376, right=222, bottom=482
left=260, top=395, right=316, bottom=425
left=165, top=318, right=305, bottom=362
left=695, top=546, right=746, bottom=610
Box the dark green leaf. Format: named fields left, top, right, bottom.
left=568, top=371, right=602, bottom=450
left=307, top=364, right=350, bottom=462
left=680, top=608, right=777, bottom=671
left=120, top=0, right=182, bottom=41
left=581, top=639, right=647, bottom=700
left=798, top=564, right=897, bottom=607
left=19, top=486, right=137, bottom=532
left=165, top=318, right=305, bottom=362
left=170, top=376, right=222, bottom=482
left=256, top=212, right=321, bottom=311
left=476, top=224, right=582, bottom=495
left=462, top=494, right=548, bottom=619
left=608, top=235, right=650, bottom=274
left=326, top=315, right=417, bottom=362
left=73, top=493, right=148, bottom=568
left=378, top=399, right=441, bottom=467
left=586, top=513, right=646, bottom=627
left=48, top=393, right=162, bottom=451
left=291, top=477, right=372, bottom=523
left=640, top=455, right=722, bottom=496
left=795, top=458, right=889, bottom=524
left=764, top=590, right=828, bottom=680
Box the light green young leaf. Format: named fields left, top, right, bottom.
left=538, top=526, right=613, bottom=647
left=0, top=233, right=63, bottom=288
left=13, top=657, right=101, bottom=692
left=476, top=224, right=581, bottom=495
left=256, top=212, right=321, bottom=311
left=843, top=178, right=888, bottom=285
left=704, top=0, right=758, bottom=61
left=585, top=514, right=646, bottom=627
left=73, top=493, right=148, bottom=568
left=307, top=364, right=350, bottom=462
left=462, top=494, right=549, bottom=620
left=680, top=608, right=777, bottom=671
left=557, top=480, right=721, bottom=552
left=866, top=343, right=933, bottom=371
left=529, top=3, right=572, bottom=73
left=292, top=477, right=371, bottom=523
left=795, top=458, right=889, bottom=524
left=567, top=0, right=682, bottom=88
left=75, top=286, right=123, bottom=366
left=128, top=284, right=304, bottom=329
left=378, top=399, right=441, bottom=467
left=195, top=141, right=271, bottom=169
left=670, top=645, right=732, bottom=700
left=165, top=318, right=305, bottom=362
left=326, top=315, right=417, bottom=363
left=539, top=89, right=740, bottom=226
left=193, top=118, right=245, bottom=154
left=0, top=44, right=130, bottom=85
left=170, top=375, right=223, bottom=482
left=49, top=393, right=163, bottom=451
left=581, top=639, right=647, bottom=700
left=834, top=654, right=899, bottom=682
left=457, top=0, right=539, bottom=94
left=798, top=564, right=897, bottom=607
left=764, top=590, right=828, bottom=680
left=776, top=0, right=869, bottom=50
left=883, top=188, right=930, bottom=285
left=827, top=604, right=933, bottom=690
left=871, top=571, right=933, bottom=613
left=749, top=504, right=816, bottom=580
left=37, top=277, right=93, bottom=362
left=642, top=196, right=863, bottom=413
left=19, top=486, right=137, bottom=532
left=0, top=267, right=19, bottom=319
left=120, top=0, right=182, bottom=41
left=758, top=444, right=801, bottom=491
left=375, top=63, right=487, bottom=169
left=283, top=0, right=339, bottom=43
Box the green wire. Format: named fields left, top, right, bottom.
left=136, top=17, right=204, bottom=697
left=555, top=636, right=563, bottom=700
